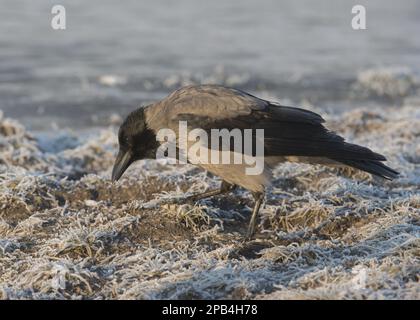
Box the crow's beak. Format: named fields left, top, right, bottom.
left=112, top=150, right=133, bottom=181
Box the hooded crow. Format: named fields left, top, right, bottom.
left=112, top=84, right=398, bottom=239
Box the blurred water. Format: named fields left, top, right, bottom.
left=0, top=0, right=419, bottom=130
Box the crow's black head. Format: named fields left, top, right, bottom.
left=112, top=107, right=158, bottom=181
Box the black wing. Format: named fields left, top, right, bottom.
left=161, top=85, right=398, bottom=179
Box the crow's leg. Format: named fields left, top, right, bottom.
left=185, top=180, right=236, bottom=202
left=246, top=192, right=264, bottom=240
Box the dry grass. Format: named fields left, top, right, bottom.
left=0, top=103, right=419, bottom=300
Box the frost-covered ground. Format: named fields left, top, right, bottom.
left=0, top=86, right=419, bottom=299
left=1, top=0, right=419, bottom=300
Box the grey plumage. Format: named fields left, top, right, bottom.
left=112, top=84, right=399, bottom=239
